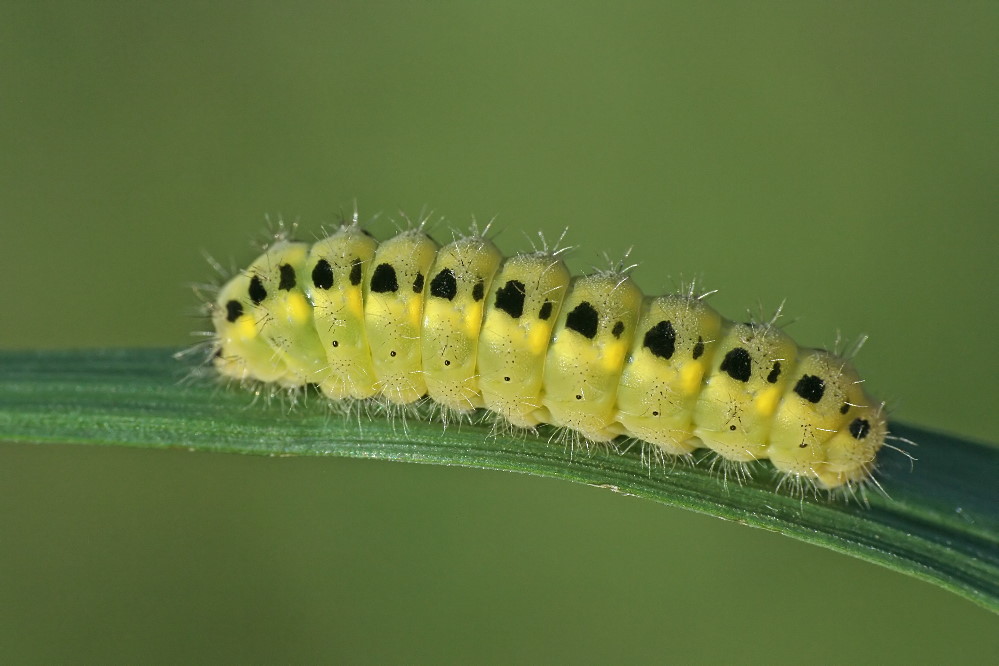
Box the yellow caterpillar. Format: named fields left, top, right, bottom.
left=209, top=218, right=888, bottom=492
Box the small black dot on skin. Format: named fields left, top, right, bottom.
left=349, top=258, right=363, bottom=286
left=538, top=301, right=553, bottom=321
left=495, top=280, right=527, bottom=319
left=693, top=336, right=705, bottom=360
left=565, top=302, right=599, bottom=339
left=850, top=418, right=871, bottom=440
left=720, top=347, right=752, bottom=382
left=331, top=340, right=339, bottom=347
left=652, top=411, right=659, bottom=417
left=799, top=441, right=808, bottom=448
left=444, top=360, right=450, bottom=366
left=472, top=279, right=485, bottom=302
left=370, top=263, right=399, bottom=293
left=279, top=264, right=297, bottom=291
left=413, top=272, right=425, bottom=293
left=430, top=268, right=458, bottom=300
left=575, top=394, right=582, bottom=400
left=840, top=403, right=850, bottom=415
left=611, top=321, right=625, bottom=338
left=312, top=259, right=334, bottom=290
left=390, top=350, right=397, bottom=357
left=504, top=376, right=511, bottom=382
left=729, top=425, right=737, bottom=431
left=766, top=361, right=782, bottom=384
left=225, top=300, right=243, bottom=323
left=794, top=374, right=826, bottom=403
left=248, top=276, right=267, bottom=304
left=644, top=320, right=676, bottom=360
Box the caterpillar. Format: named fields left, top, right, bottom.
left=205, top=215, right=890, bottom=493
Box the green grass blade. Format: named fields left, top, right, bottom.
left=1, top=347, right=997, bottom=612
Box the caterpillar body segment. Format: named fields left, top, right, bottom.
left=541, top=272, right=644, bottom=442
left=363, top=229, right=440, bottom=404
left=768, top=350, right=866, bottom=479
left=212, top=268, right=290, bottom=386
left=692, top=322, right=800, bottom=463
left=304, top=225, right=379, bottom=400
left=421, top=235, right=504, bottom=414
left=244, top=241, right=336, bottom=394
left=615, top=294, right=724, bottom=456
left=209, top=222, right=889, bottom=491
left=476, top=251, right=572, bottom=428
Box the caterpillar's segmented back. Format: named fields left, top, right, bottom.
left=207, top=217, right=889, bottom=492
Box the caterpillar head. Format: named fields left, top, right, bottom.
left=815, top=403, right=888, bottom=489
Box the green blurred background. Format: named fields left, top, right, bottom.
left=2, top=2, right=997, bottom=662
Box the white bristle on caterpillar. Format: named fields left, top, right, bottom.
left=203, top=214, right=891, bottom=493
